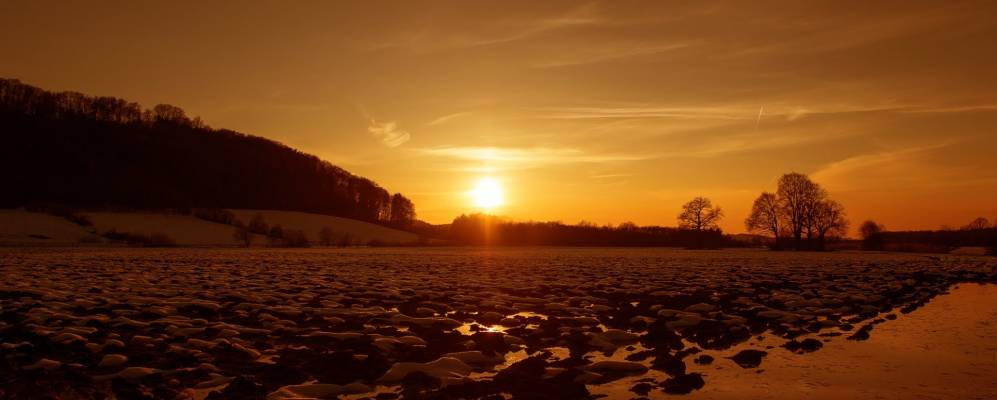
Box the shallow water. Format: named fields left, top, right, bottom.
left=594, top=283, right=997, bottom=399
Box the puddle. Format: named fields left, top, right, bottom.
left=591, top=283, right=997, bottom=399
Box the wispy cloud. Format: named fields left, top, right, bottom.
left=534, top=105, right=758, bottom=120
left=426, top=112, right=471, bottom=126
left=368, top=119, right=411, bottom=147
left=368, top=3, right=603, bottom=52
left=532, top=42, right=693, bottom=68
left=810, top=142, right=960, bottom=192
left=420, top=146, right=646, bottom=171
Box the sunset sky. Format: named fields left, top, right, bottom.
left=3, top=1, right=996, bottom=233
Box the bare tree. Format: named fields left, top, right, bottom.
left=812, top=200, right=849, bottom=250
left=678, top=197, right=724, bottom=231
left=745, top=192, right=781, bottom=245
left=962, top=217, right=991, bottom=230
left=777, top=173, right=823, bottom=250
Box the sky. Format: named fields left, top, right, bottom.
left=2, top=1, right=996, bottom=233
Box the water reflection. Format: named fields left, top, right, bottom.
left=592, top=283, right=997, bottom=399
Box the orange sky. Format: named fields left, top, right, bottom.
left=3, top=1, right=996, bottom=233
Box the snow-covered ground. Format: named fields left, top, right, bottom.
left=0, top=248, right=994, bottom=399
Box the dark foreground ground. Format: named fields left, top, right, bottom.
left=1, top=248, right=995, bottom=399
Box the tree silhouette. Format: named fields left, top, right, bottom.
left=449, top=213, right=730, bottom=247
left=677, top=197, right=724, bottom=231
left=232, top=220, right=253, bottom=247
left=963, top=217, right=991, bottom=230
left=319, top=226, right=335, bottom=247
left=777, top=173, right=824, bottom=250
left=811, top=200, right=848, bottom=250
left=389, top=193, right=416, bottom=228
left=745, top=192, right=781, bottom=247
left=0, top=78, right=414, bottom=226
left=268, top=224, right=285, bottom=246
left=859, top=220, right=885, bottom=250
left=747, top=173, right=849, bottom=251
left=248, top=213, right=269, bottom=235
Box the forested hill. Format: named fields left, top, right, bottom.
left=0, top=78, right=416, bottom=227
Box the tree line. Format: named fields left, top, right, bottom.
left=859, top=217, right=997, bottom=254
left=0, top=78, right=416, bottom=227
left=448, top=214, right=732, bottom=247
left=744, top=172, right=849, bottom=250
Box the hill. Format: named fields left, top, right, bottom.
left=0, top=209, right=101, bottom=245
left=0, top=208, right=419, bottom=247
left=0, top=78, right=415, bottom=227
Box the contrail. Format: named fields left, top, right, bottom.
left=754, top=105, right=764, bottom=131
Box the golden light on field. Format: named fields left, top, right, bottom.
left=469, top=178, right=504, bottom=210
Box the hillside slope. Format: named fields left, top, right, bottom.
left=0, top=78, right=415, bottom=226
left=229, top=209, right=420, bottom=245
left=0, top=209, right=420, bottom=247
left=0, top=209, right=100, bottom=245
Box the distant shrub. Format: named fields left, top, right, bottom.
left=25, top=203, right=93, bottom=227
left=281, top=229, right=310, bottom=248
left=146, top=233, right=177, bottom=247
left=193, top=208, right=236, bottom=225
left=232, top=220, right=253, bottom=247
left=102, top=229, right=176, bottom=247
left=248, top=213, right=269, bottom=235
left=337, top=233, right=354, bottom=247
left=268, top=224, right=284, bottom=246
left=319, top=226, right=335, bottom=247
left=881, top=242, right=952, bottom=254
left=78, top=236, right=103, bottom=244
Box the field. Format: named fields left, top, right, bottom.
left=1, top=248, right=995, bottom=399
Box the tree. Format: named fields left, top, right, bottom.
left=282, top=229, right=310, bottom=247
left=152, top=104, right=188, bottom=125
left=232, top=220, right=253, bottom=247
left=338, top=233, right=354, bottom=247
left=859, top=220, right=884, bottom=239
left=811, top=200, right=848, bottom=250
left=319, top=226, right=335, bottom=246
left=677, top=197, right=723, bottom=231
left=777, top=173, right=824, bottom=250
left=745, top=192, right=782, bottom=246
left=859, top=220, right=885, bottom=250
left=963, top=217, right=991, bottom=231
left=1, top=78, right=414, bottom=225
left=389, top=193, right=416, bottom=228
left=248, top=213, right=269, bottom=235
left=268, top=224, right=284, bottom=246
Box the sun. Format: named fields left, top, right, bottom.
left=469, top=178, right=504, bottom=210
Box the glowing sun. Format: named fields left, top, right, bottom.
left=469, top=178, right=504, bottom=210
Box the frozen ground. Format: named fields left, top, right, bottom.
left=0, top=247, right=995, bottom=399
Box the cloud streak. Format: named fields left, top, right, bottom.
left=426, top=112, right=471, bottom=126
left=420, top=146, right=646, bottom=171
left=368, top=119, right=411, bottom=147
